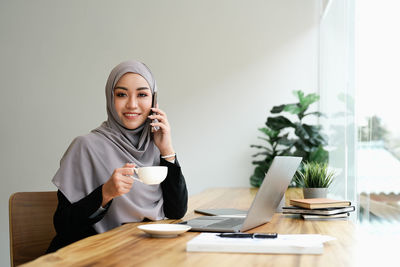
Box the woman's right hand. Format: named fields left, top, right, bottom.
left=102, top=163, right=135, bottom=207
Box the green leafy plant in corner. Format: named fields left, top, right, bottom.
left=293, top=162, right=335, bottom=188
left=250, top=90, right=329, bottom=187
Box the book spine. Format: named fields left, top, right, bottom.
left=289, top=202, right=309, bottom=209
left=282, top=206, right=355, bottom=215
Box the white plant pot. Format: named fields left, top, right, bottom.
left=303, top=188, right=328, bottom=199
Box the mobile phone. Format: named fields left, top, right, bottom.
left=151, top=92, right=160, bottom=131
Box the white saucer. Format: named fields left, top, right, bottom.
left=137, top=224, right=191, bottom=238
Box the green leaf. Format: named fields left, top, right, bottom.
left=270, top=104, right=286, bottom=114
left=312, top=132, right=328, bottom=146
left=258, top=127, right=279, bottom=138
left=257, top=136, right=270, bottom=142
left=294, top=90, right=319, bottom=113
left=293, top=90, right=304, bottom=101
left=250, top=175, right=263, bottom=187
left=293, top=170, right=305, bottom=187
left=283, top=103, right=303, bottom=115
left=300, top=125, right=327, bottom=146
left=250, top=144, right=272, bottom=153
left=304, top=124, right=321, bottom=134
left=252, top=151, right=272, bottom=157
left=250, top=161, right=273, bottom=187
left=252, top=160, right=267, bottom=165
left=254, top=163, right=271, bottom=178
left=303, top=111, right=325, bottom=118
left=266, top=116, right=294, bottom=130
left=293, top=123, right=327, bottom=147
left=278, top=147, right=294, bottom=156
left=254, top=166, right=265, bottom=178
left=294, top=139, right=313, bottom=152
left=309, top=146, right=329, bottom=163
left=277, top=134, right=296, bottom=146
left=295, top=162, right=335, bottom=188
left=300, top=93, right=320, bottom=108
left=292, top=149, right=308, bottom=158
left=303, top=124, right=321, bottom=145
left=294, top=123, right=310, bottom=140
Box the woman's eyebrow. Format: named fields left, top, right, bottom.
left=114, top=86, right=150, bottom=91
left=114, top=86, right=128, bottom=91
left=136, top=87, right=150, bottom=91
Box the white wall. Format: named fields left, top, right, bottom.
left=0, top=0, right=319, bottom=265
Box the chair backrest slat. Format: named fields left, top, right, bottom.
left=9, top=191, right=57, bottom=267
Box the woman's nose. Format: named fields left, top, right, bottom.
left=126, top=96, right=138, bottom=109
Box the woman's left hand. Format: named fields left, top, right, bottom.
left=148, top=106, right=175, bottom=158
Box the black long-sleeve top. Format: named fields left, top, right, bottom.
left=47, top=158, right=188, bottom=253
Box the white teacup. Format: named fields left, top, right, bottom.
left=132, top=166, right=168, bottom=185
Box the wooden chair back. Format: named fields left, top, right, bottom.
left=9, top=191, right=57, bottom=266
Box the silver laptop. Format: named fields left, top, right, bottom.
left=179, top=156, right=302, bottom=232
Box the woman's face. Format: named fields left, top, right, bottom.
left=113, top=73, right=153, bottom=130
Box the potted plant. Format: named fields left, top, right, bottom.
left=250, top=90, right=329, bottom=187
left=294, top=161, right=335, bottom=198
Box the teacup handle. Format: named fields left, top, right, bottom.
left=131, top=168, right=143, bottom=183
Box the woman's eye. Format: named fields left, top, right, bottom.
left=138, top=93, right=149, bottom=97
left=115, top=92, right=127, bottom=97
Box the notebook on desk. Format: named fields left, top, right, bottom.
left=186, top=233, right=335, bottom=254
left=179, top=156, right=302, bottom=232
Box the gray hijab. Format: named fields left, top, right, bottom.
left=52, top=60, right=164, bottom=233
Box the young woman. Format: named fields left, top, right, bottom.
left=47, top=60, right=188, bottom=252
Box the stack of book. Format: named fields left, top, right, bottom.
left=282, top=198, right=355, bottom=220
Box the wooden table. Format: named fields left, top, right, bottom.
left=23, top=188, right=360, bottom=267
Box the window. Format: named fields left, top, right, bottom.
left=319, top=0, right=400, bottom=228
left=319, top=0, right=356, bottom=214
left=356, top=0, right=400, bottom=224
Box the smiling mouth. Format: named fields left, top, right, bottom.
left=123, top=113, right=140, bottom=119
